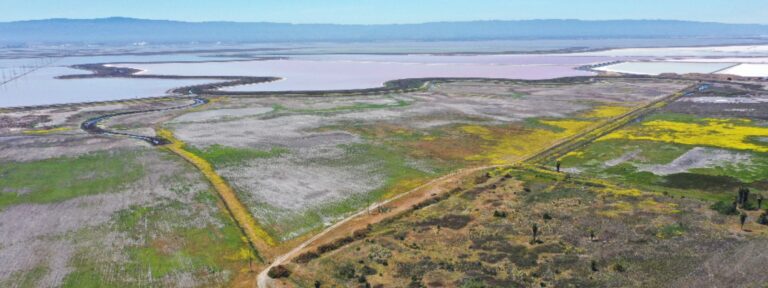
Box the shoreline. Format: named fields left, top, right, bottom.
left=3, top=74, right=723, bottom=112
left=4, top=43, right=768, bottom=110
left=6, top=68, right=765, bottom=112
left=2, top=72, right=615, bottom=111
left=4, top=39, right=768, bottom=59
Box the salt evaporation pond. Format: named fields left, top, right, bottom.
left=668, top=57, right=768, bottom=63
left=2, top=53, right=619, bottom=107
left=5, top=44, right=768, bottom=108
left=0, top=54, right=236, bottom=108
left=595, top=62, right=738, bottom=76
left=574, top=45, right=768, bottom=57
left=717, top=64, right=768, bottom=77
left=0, top=67, right=214, bottom=108
left=119, top=55, right=614, bottom=92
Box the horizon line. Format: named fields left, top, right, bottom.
left=3, top=17, right=768, bottom=26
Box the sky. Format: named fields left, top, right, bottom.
left=4, top=0, right=768, bottom=24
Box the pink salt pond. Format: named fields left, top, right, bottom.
left=119, top=54, right=622, bottom=92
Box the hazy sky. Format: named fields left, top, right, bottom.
left=4, top=0, right=768, bottom=24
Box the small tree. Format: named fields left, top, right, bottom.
left=740, top=212, right=748, bottom=230
left=531, top=223, right=539, bottom=243
left=737, top=187, right=751, bottom=208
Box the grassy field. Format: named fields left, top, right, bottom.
left=162, top=79, right=691, bottom=244
left=254, top=143, right=437, bottom=240
left=186, top=144, right=288, bottom=168
left=234, top=105, right=638, bottom=241
left=560, top=112, right=768, bottom=205
left=0, top=77, right=701, bottom=287
left=60, top=189, right=254, bottom=288
left=0, top=266, right=48, bottom=288
left=0, top=150, right=144, bottom=209
left=0, top=146, right=257, bottom=287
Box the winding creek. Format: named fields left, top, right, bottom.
left=80, top=97, right=208, bottom=145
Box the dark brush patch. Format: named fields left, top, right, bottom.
left=418, top=214, right=472, bottom=230
left=663, top=173, right=744, bottom=192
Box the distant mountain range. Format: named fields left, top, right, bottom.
left=2, top=17, right=768, bottom=44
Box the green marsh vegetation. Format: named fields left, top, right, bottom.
left=0, top=150, right=144, bottom=209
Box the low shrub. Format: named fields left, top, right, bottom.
left=353, top=226, right=371, bottom=239
left=267, top=265, right=291, bottom=279
left=294, top=251, right=320, bottom=263
left=318, top=236, right=355, bottom=254
left=710, top=200, right=738, bottom=215
left=757, top=212, right=768, bottom=225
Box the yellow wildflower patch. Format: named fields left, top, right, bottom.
left=225, top=247, right=257, bottom=262
left=637, top=198, right=680, bottom=214
left=539, top=119, right=594, bottom=132
left=457, top=104, right=643, bottom=165
left=384, top=177, right=430, bottom=198
left=598, top=201, right=633, bottom=218
left=463, top=119, right=593, bottom=165
left=581, top=105, right=632, bottom=119
left=599, top=118, right=768, bottom=152
left=22, top=127, right=71, bottom=135
left=596, top=187, right=643, bottom=197
left=460, top=125, right=493, bottom=140
left=563, top=151, right=584, bottom=159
